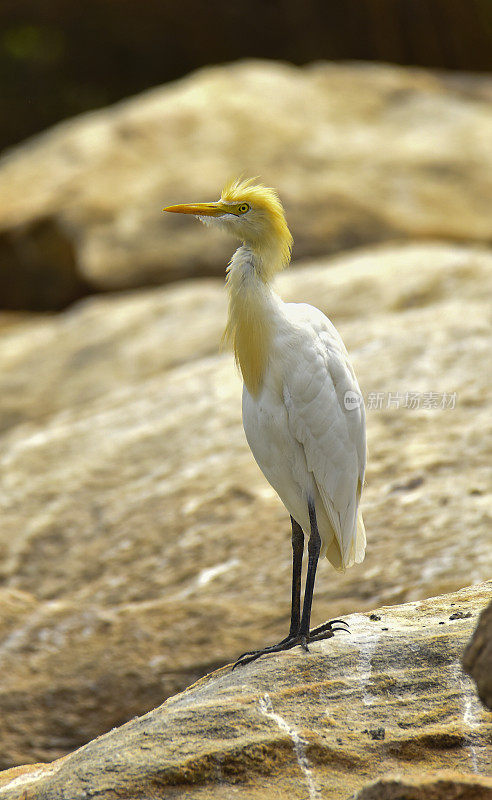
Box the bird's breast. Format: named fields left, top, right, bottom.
left=241, top=372, right=315, bottom=527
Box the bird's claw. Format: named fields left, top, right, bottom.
left=232, top=618, right=348, bottom=669
left=310, top=619, right=350, bottom=637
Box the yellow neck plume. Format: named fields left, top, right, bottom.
left=224, top=245, right=284, bottom=397
left=220, top=179, right=293, bottom=396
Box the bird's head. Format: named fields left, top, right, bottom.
left=163, top=177, right=292, bottom=276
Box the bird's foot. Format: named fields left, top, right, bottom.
left=232, top=619, right=349, bottom=669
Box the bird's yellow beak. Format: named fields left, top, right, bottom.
left=162, top=201, right=226, bottom=216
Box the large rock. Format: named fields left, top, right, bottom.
left=1, top=1, right=491, bottom=154
left=463, top=600, right=492, bottom=711
left=1, top=61, right=492, bottom=307
left=0, top=242, right=490, bottom=767
left=0, top=583, right=491, bottom=799
left=355, top=774, right=492, bottom=799
left=0, top=278, right=226, bottom=433
left=0, top=240, right=490, bottom=431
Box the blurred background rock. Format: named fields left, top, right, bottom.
left=0, top=0, right=491, bottom=777
left=1, top=0, right=492, bottom=154
left=1, top=60, right=492, bottom=309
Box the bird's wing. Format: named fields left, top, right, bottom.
left=282, top=305, right=366, bottom=568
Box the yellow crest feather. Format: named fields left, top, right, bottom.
left=221, top=177, right=292, bottom=279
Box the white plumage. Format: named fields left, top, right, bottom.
left=242, top=289, right=366, bottom=572
left=164, top=177, right=366, bottom=666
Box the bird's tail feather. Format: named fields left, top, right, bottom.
left=324, top=509, right=366, bottom=572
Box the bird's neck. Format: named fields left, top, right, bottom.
left=224, top=245, right=280, bottom=397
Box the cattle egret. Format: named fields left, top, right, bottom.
left=163, top=178, right=366, bottom=667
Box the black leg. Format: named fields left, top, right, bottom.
left=289, top=516, right=304, bottom=637
left=298, top=499, right=321, bottom=648
left=233, top=516, right=304, bottom=663
left=232, top=501, right=349, bottom=669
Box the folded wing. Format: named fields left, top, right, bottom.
left=282, top=307, right=366, bottom=569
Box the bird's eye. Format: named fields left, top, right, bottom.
left=237, top=204, right=250, bottom=214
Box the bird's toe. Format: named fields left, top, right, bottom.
left=232, top=618, right=349, bottom=668
left=309, top=618, right=349, bottom=638
left=232, top=635, right=305, bottom=669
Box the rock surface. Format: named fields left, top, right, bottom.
left=0, top=242, right=490, bottom=767
left=463, top=600, right=492, bottom=712
left=355, top=773, right=492, bottom=799
left=2, top=1, right=491, bottom=153
left=0, top=583, right=491, bottom=800
left=1, top=61, right=492, bottom=307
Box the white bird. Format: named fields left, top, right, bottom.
left=164, top=178, right=366, bottom=666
